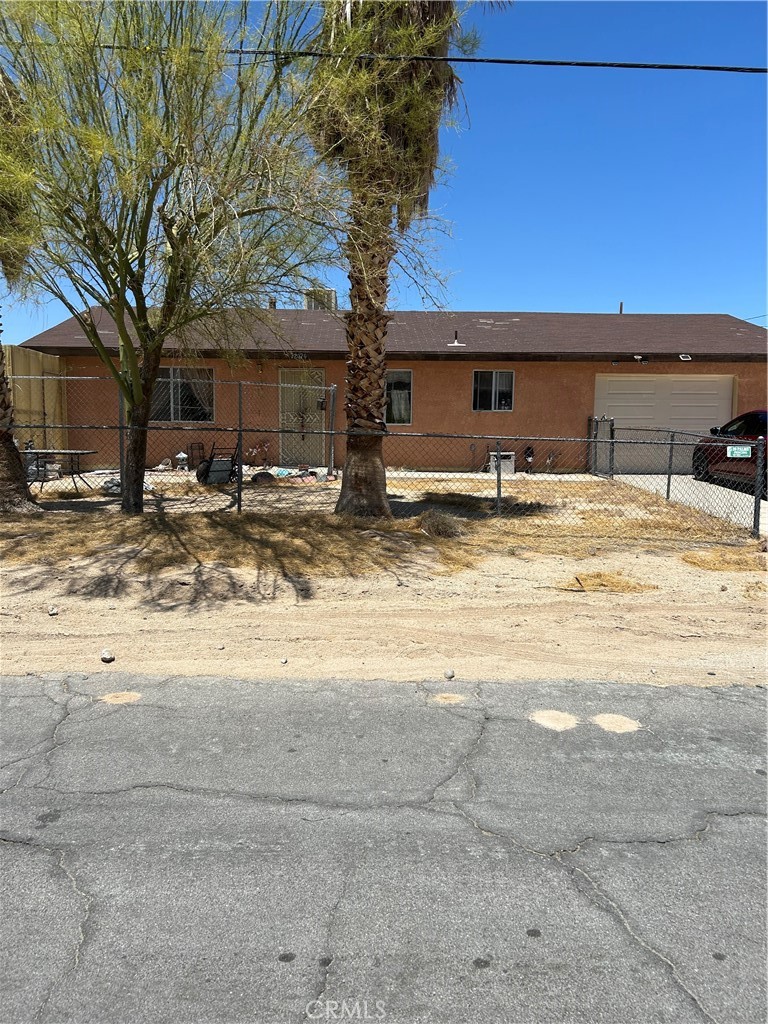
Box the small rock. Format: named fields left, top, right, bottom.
left=650, top=668, right=656, bottom=674
left=100, top=650, right=115, bottom=664
left=280, top=658, right=288, bottom=665
left=720, top=585, right=728, bottom=592
left=444, top=669, right=455, bottom=680
left=707, top=671, right=716, bottom=676
left=108, top=604, right=116, bottom=610
left=48, top=606, right=59, bottom=616
left=217, top=644, right=225, bottom=651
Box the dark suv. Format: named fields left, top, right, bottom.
left=692, top=410, right=767, bottom=495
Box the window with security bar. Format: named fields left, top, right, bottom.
left=472, top=370, right=515, bottom=412
left=150, top=368, right=214, bottom=422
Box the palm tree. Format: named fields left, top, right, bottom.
left=0, top=70, right=36, bottom=514
left=309, top=1, right=461, bottom=516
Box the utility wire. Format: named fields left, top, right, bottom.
left=744, top=314, right=768, bottom=321
left=94, top=44, right=767, bottom=74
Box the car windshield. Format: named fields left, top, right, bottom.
left=719, top=416, right=754, bottom=436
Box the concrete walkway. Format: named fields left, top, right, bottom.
left=615, top=474, right=767, bottom=536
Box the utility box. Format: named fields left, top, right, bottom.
left=489, top=451, right=516, bottom=476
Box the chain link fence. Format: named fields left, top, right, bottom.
left=9, top=377, right=765, bottom=540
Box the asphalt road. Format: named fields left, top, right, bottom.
left=1, top=674, right=766, bottom=1024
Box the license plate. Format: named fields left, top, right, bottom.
left=726, top=445, right=752, bottom=458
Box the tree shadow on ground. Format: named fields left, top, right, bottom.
left=0, top=508, right=438, bottom=611
left=388, top=490, right=555, bottom=520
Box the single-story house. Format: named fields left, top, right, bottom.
left=13, top=308, right=768, bottom=472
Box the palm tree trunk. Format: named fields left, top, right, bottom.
left=335, top=212, right=395, bottom=518
left=0, top=341, right=38, bottom=515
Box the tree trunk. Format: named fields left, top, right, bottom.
left=0, top=341, right=38, bottom=515
left=335, top=209, right=395, bottom=518
left=337, top=432, right=391, bottom=517
left=0, top=429, right=37, bottom=514
left=120, top=346, right=162, bottom=514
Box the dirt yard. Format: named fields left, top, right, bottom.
left=1, top=507, right=765, bottom=688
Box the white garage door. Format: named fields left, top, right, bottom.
left=594, top=374, right=734, bottom=474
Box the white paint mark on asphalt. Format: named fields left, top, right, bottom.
left=591, top=713, right=641, bottom=733
left=528, top=709, right=580, bottom=731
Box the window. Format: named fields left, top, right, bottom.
left=151, top=368, right=214, bottom=422
left=473, top=370, right=514, bottom=412
left=385, top=370, right=412, bottom=425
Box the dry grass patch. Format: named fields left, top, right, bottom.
left=681, top=548, right=766, bottom=573
left=0, top=510, right=465, bottom=579
left=556, top=571, right=657, bottom=594
left=1, top=474, right=757, bottom=585
left=418, top=509, right=466, bottom=538
left=414, top=479, right=746, bottom=545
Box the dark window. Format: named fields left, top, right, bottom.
left=473, top=370, right=514, bottom=411
left=386, top=370, right=412, bottom=425
left=151, top=368, right=214, bottom=422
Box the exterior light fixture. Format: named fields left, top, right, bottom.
left=633, top=354, right=643, bottom=361
left=679, top=354, right=692, bottom=361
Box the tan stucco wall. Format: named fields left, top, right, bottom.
left=52, top=352, right=768, bottom=471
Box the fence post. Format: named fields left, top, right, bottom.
left=586, top=417, right=593, bottom=473
left=236, top=382, right=243, bottom=513
left=753, top=436, right=765, bottom=538
left=666, top=430, right=676, bottom=501
left=118, top=388, right=125, bottom=493
left=608, top=418, right=616, bottom=479
left=495, top=439, right=502, bottom=514
left=327, top=384, right=337, bottom=476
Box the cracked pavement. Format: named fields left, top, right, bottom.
left=1, top=673, right=766, bottom=1024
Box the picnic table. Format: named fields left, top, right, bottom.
left=24, top=449, right=98, bottom=493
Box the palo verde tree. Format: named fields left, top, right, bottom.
left=0, top=69, right=37, bottom=514
left=0, top=0, right=339, bottom=513
left=308, top=0, right=464, bottom=517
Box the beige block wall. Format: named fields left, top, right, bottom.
left=6, top=347, right=68, bottom=450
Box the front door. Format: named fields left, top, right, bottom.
left=279, top=368, right=327, bottom=466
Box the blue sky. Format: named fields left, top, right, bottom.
left=2, top=0, right=766, bottom=344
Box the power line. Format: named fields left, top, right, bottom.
left=95, top=45, right=767, bottom=74
left=251, top=51, right=768, bottom=74
left=744, top=314, right=768, bottom=321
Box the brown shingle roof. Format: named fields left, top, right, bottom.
left=19, top=307, right=767, bottom=360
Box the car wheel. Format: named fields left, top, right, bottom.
left=692, top=452, right=710, bottom=482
